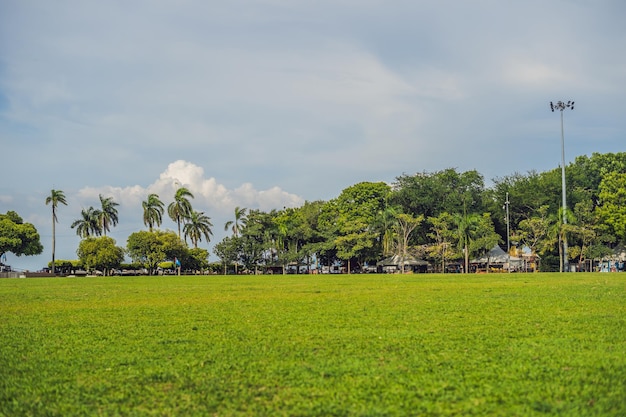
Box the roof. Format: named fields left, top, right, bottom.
left=376, top=254, right=429, bottom=267
left=471, top=245, right=523, bottom=265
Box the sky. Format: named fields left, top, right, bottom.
left=1, top=0, right=625, bottom=272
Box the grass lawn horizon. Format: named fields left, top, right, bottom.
left=1, top=272, right=625, bottom=416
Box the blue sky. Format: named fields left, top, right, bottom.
left=1, top=0, right=625, bottom=271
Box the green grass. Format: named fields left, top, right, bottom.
left=1, top=273, right=625, bottom=416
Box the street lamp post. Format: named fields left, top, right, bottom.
left=550, top=100, right=574, bottom=272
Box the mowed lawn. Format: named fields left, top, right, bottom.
left=0, top=273, right=624, bottom=416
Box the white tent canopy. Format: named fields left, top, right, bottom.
left=472, top=245, right=523, bottom=267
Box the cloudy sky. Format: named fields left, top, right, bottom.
left=1, top=0, right=625, bottom=271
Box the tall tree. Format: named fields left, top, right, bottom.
left=45, top=189, right=68, bottom=275
left=597, top=172, right=626, bottom=244
left=183, top=210, right=213, bottom=248
left=224, top=206, right=248, bottom=237
left=513, top=205, right=552, bottom=260
left=321, top=182, right=391, bottom=273
left=142, top=193, right=165, bottom=231
left=98, top=194, right=119, bottom=236
left=394, top=212, right=424, bottom=273
left=168, top=187, right=194, bottom=238
left=454, top=212, right=499, bottom=273
left=455, top=212, right=480, bottom=273
left=392, top=168, right=485, bottom=241
left=0, top=211, right=43, bottom=261
left=71, top=207, right=102, bottom=238
left=427, top=212, right=456, bottom=273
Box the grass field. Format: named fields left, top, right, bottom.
left=0, top=273, right=625, bottom=416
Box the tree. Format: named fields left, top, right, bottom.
left=394, top=212, right=424, bottom=273
left=238, top=209, right=275, bottom=274
left=76, top=236, right=124, bottom=275
left=392, top=168, right=486, bottom=240
left=126, top=230, right=187, bottom=275
left=321, top=182, right=391, bottom=273
left=71, top=207, right=102, bottom=238
left=454, top=212, right=499, bottom=273
left=213, top=236, right=240, bottom=274
left=45, top=189, right=68, bottom=275
left=183, top=210, right=213, bottom=248
left=427, top=212, right=456, bottom=273
left=168, top=187, right=194, bottom=239
left=373, top=205, right=399, bottom=257
left=143, top=193, right=165, bottom=231
left=98, top=194, right=119, bottom=236
left=514, top=205, right=552, bottom=260
left=597, top=172, right=626, bottom=244
left=185, top=247, right=210, bottom=273
left=0, top=211, right=43, bottom=261
left=224, top=206, right=248, bottom=237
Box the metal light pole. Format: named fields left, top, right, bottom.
left=550, top=100, right=574, bottom=272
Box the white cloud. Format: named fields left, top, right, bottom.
left=76, top=160, right=304, bottom=216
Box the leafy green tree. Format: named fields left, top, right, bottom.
left=597, top=172, right=626, bottom=244
left=71, top=207, right=102, bottom=238
left=126, top=230, right=186, bottom=274
left=239, top=209, right=274, bottom=273
left=394, top=212, right=424, bottom=273
left=98, top=194, right=119, bottom=236
left=184, top=247, right=210, bottom=273
left=513, top=205, right=552, bottom=259
left=392, top=168, right=485, bottom=240
left=427, top=212, right=456, bottom=272
left=142, top=193, right=164, bottom=231
left=168, top=187, right=194, bottom=239
left=566, top=198, right=612, bottom=271
left=568, top=152, right=626, bottom=202
left=0, top=211, right=43, bottom=261
left=45, top=189, right=68, bottom=274
left=76, top=236, right=124, bottom=275
left=183, top=211, right=213, bottom=248
left=213, top=236, right=240, bottom=274
left=296, top=201, right=327, bottom=273
left=222, top=206, right=249, bottom=273
left=321, top=182, right=391, bottom=273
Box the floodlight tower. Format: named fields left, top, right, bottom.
left=550, top=100, right=574, bottom=272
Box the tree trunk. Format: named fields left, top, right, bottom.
left=51, top=208, right=56, bottom=275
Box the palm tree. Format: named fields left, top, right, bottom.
left=224, top=206, right=248, bottom=237
left=454, top=212, right=481, bottom=273
left=142, top=193, right=165, bottom=231
left=98, top=194, right=119, bottom=236
left=168, top=187, right=194, bottom=238
left=183, top=211, right=213, bottom=248
left=71, top=207, right=102, bottom=238
left=45, top=189, right=68, bottom=275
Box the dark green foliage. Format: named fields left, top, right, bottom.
left=76, top=236, right=125, bottom=274
left=0, top=211, right=43, bottom=258
left=126, top=230, right=187, bottom=274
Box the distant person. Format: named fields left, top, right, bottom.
left=174, top=257, right=181, bottom=276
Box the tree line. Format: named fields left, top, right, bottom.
left=1, top=152, right=625, bottom=275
